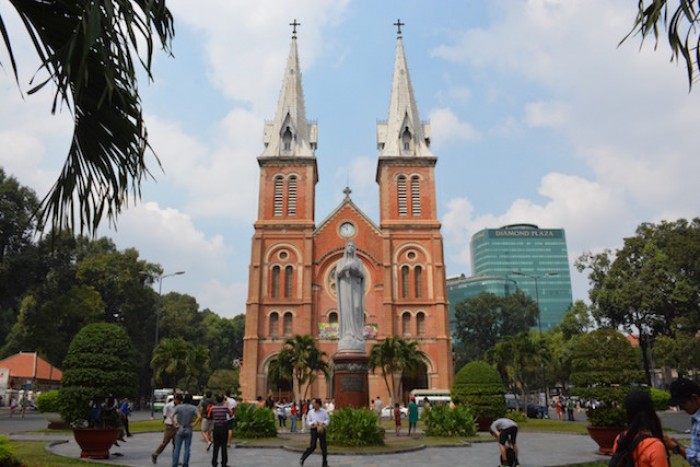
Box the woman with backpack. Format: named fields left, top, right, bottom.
left=610, top=391, right=669, bottom=467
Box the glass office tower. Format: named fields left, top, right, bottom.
left=469, top=224, right=573, bottom=330
left=446, top=274, right=518, bottom=333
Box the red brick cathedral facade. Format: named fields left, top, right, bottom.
left=240, top=30, right=453, bottom=403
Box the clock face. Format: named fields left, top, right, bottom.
left=339, top=222, right=356, bottom=238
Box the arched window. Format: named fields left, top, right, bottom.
left=283, top=312, right=293, bottom=337
left=273, top=175, right=284, bottom=216
left=417, top=312, right=426, bottom=336
left=402, top=312, right=411, bottom=336
left=401, top=266, right=410, bottom=299
left=414, top=265, right=423, bottom=298
left=328, top=312, right=338, bottom=324
left=269, top=312, right=279, bottom=337
left=284, top=265, right=294, bottom=298
left=402, top=126, right=411, bottom=152
left=282, top=126, right=293, bottom=151
left=397, top=175, right=407, bottom=216
left=287, top=175, right=297, bottom=216
left=271, top=266, right=280, bottom=298
left=411, top=176, right=421, bottom=216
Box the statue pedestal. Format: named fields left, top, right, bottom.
left=332, top=352, right=369, bottom=409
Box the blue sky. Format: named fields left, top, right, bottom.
left=1, top=0, right=698, bottom=318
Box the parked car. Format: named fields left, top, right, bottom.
left=381, top=406, right=408, bottom=419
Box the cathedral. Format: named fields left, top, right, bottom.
left=239, top=25, right=453, bottom=403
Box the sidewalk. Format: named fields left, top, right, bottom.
left=39, top=430, right=606, bottom=467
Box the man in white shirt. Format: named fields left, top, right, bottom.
left=300, top=398, right=330, bottom=467
left=225, top=390, right=238, bottom=448
left=151, top=394, right=181, bottom=464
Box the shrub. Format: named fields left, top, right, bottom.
left=326, top=408, right=384, bottom=446
left=0, top=435, right=22, bottom=467
left=421, top=403, right=476, bottom=437
left=451, top=360, right=506, bottom=421
left=60, top=322, right=139, bottom=426
left=570, top=329, right=644, bottom=427
left=650, top=388, right=670, bottom=411
left=36, top=390, right=62, bottom=413
left=232, top=403, right=277, bottom=438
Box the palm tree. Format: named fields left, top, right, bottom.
left=368, top=336, right=429, bottom=405
left=276, top=335, right=329, bottom=403
left=151, top=337, right=209, bottom=389
left=0, top=1, right=174, bottom=233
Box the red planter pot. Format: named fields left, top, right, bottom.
left=72, top=427, right=122, bottom=459
left=586, top=425, right=624, bottom=455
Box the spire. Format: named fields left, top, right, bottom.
left=377, top=23, right=433, bottom=158
left=262, top=24, right=317, bottom=158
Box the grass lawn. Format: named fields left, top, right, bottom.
left=10, top=441, right=106, bottom=467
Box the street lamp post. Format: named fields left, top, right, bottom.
left=511, top=270, right=557, bottom=416
left=150, top=270, right=185, bottom=418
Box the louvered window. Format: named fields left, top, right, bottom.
left=411, top=176, right=421, bottom=216
left=417, top=312, right=426, bottom=336
left=397, top=175, right=407, bottom=216
left=284, top=266, right=293, bottom=298
left=402, top=312, right=411, bottom=336
left=287, top=176, right=297, bottom=216
left=269, top=312, right=279, bottom=337
left=414, top=265, right=423, bottom=298
left=273, top=176, right=284, bottom=216
left=271, top=266, right=280, bottom=298
left=283, top=312, right=293, bottom=337
left=329, top=312, right=338, bottom=324
left=401, top=266, right=409, bottom=299
left=283, top=126, right=292, bottom=151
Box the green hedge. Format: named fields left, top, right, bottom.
left=421, top=403, right=476, bottom=437
left=0, top=435, right=22, bottom=467
left=650, top=388, right=670, bottom=411
left=327, top=408, right=384, bottom=446
left=232, top=404, right=277, bottom=438
left=451, top=360, right=506, bottom=420
left=36, top=390, right=62, bottom=413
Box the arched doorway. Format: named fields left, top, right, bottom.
left=401, top=361, right=428, bottom=404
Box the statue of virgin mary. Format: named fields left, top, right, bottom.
left=335, top=241, right=365, bottom=353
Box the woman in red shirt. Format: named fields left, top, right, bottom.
left=612, top=391, right=669, bottom=467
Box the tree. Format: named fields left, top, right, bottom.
left=621, top=0, right=700, bottom=91
left=576, top=218, right=700, bottom=385
left=0, top=1, right=174, bottom=233
left=150, top=337, right=209, bottom=390
left=453, top=290, right=538, bottom=369
left=487, top=332, right=542, bottom=408
left=207, top=369, right=240, bottom=395
left=276, top=335, right=329, bottom=403
left=368, top=336, right=429, bottom=405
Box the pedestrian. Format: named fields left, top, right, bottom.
left=152, top=394, right=181, bottom=464
left=408, top=396, right=418, bottom=435
left=665, top=377, right=700, bottom=466
left=198, top=391, right=214, bottom=450
left=393, top=403, right=402, bottom=436
left=374, top=396, right=383, bottom=419
left=171, top=394, right=201, bottom=467
left=209, top=394, right=231, bottom=467
left=300, top=398, right=329, bottom=467
left=225, top=390, right=238, bottom=448
left=290, top=401, right=299, bottom=433
left=301, top=399, right=310, bottom=433
left=610, top=390, right=669, bottom=467
left=120, top=398, right=132, bottom=437
left=567, top=397, right=575, bottom=421
left=489, top=417, right=519, bottom=467
left=256, top=395, right=266, bottom=409
left=276, top=399, right=289, bottom=430
left=9, top=397, right=17, bottom=418
left=555, top=397, right=563, bottom=421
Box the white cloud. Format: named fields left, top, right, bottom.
left=524, top=100, right=570, bottom=127
left=429, top=108, right=480, bottom=146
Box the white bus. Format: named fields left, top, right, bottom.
left=409, top=389, right=452, bottom=410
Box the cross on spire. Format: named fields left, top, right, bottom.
left=343, top=186, right=352, bottom=199
left=290, top=19, right=301, bottom=37
left=393, top=18, right=404, bottom=36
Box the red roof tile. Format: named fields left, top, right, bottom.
left=0, top=352, right=63, bottom=381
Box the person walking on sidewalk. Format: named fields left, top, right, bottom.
left=152, top=394, right=181, bottom=464
left=209, top=394, right=231, bottom=467
left=300, top=398, right=330, bottom=466
left=170, top=394, right=201, bottom=467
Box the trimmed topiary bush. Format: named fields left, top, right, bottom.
left=36, top=389, right=62, bottom=413
left=505, top=410, right=528, bottom=424
left=570, top=329, right=644, bottom=427
left=60, top=322, right=139, bottom=426
left=650, top=387, right=670, bottom=411
left=327, top=408, right=384, bottom=446
left=232, top=403, right=277, bottom=438
left=420, top=403, right=476, bottom=437
left=451, top=360, right=506, bottom=424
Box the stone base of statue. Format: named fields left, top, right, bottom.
left=332, top=352, right=369, bottom=409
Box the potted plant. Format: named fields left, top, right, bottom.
left=36, top=390, right=67, bottom=429
left=451, top=360, right=506, bottom=431
left=59, top=323, right=139, bottom=459
left=570, top=329, right=644, bottom=454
